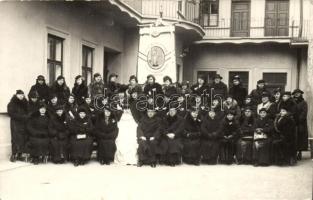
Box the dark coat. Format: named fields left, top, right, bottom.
left=68, top=117, right=94, bottom=160
left=28, top=100, right=40, bottom=116
left=294, top=97, right=308, bottom=150
left=210, top=82, right=228, bottom=99
left=28, top=81, right=50, bottom=103
left=50, top=82, right=70, bottom=105
left=88, top=80, right=106, bottom=99
left=72, top=83, right=88, bottom=105
left=64, top=102, right=78, bottom=121
left=27, top=113, right=50, bottom=157
left=254, top=116, right=274, bottom=136
left=7, top=96, right=29, bottom=154
left=229, top=84, right=247, bottom=107
left=237, top=115, right=255, bottom=163
left=219, top=118, right=241, bottom=139
left=163, top=85, right=177, bottom=97
left=46, top=102, right=60, bottom=118
left=249, top=86, right=270, bottom=104
left=107, top=81, right=128, bottom=97
left=94, top=114, right=119, bottom=160
left=239, top=116, right=255, bottom=138
left=190, top=83, right=209, bottom=96
left=143, top=82, right=163, bottom=96
left=277, top=98, right=297, bottom=117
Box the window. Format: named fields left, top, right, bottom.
left=228, top=71, right=249, bottom=90
left=47, top=34, right=63, bottom=85
left=264, top=0, right=289, bottom=36
left=263, top=72, right=287, bottom=92
left=201, top=0, right=219, bottom=27
left=197, top=70, right=217, bottom=85
left=82, top=45, right=94, bottom=85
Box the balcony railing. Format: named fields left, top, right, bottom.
left=201, top=19, right=311, bottom=42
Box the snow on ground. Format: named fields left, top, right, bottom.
left=0, top=153, right=312, bottom=200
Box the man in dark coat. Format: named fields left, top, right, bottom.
left=49, top=76, right=70, bottom=105
left=68, top=107, right=94, bottom=166
left=219, top=110, right=241, bottom=164
left=191, top=75, right=209, bottom=97
left=210, top=74, right=228, bottom=100
left=28, top=75, right=50, bottom=103
left=7, top=90, right=29, bottom=162
left=250, top=80, right=270, bottom=105
left=274, top=107, right=297, bottom=166
left=27, top=103, right=50, bottom=164
left=94, top=107, right=119, bottom=165
left=200, top=108, right=223, bottom=164
left=72, top=75, right=88, bottom=105
left=253, top=108, right=274, bottom=166
left=159, top=103, right=184, bottom=166
left=292, top=89, right=308, bottom=160
left=182, top=107, right=202, bottom=165
left=229, top=75, right=247, bottom=107
left=137, top=105, right=162, bottom=167
left=48, top=105, right=69, bottom=163
left=237, top=107, right=255, bottom=164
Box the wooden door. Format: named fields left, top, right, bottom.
left=231, top=2, right=250, bottom=37
left=265, top=0, right=289, bottom=36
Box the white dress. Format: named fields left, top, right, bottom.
left=114, top=109, right=138, bottom=165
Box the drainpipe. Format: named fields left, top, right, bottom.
left=299, top=0, right=303, bottom=37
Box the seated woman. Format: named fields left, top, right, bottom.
left=273, top=107, right=297, bottom=166
left=182, top=107, right=202, bottom=165
left=253, top=108, right=273, bottom=166
left=219, top=110, right=241, bottom=165
left=48, top=105, right=69, bottom=164
left=94, top=106, right=119, bottom=165
left=64, top=94, right=78, bottom=121
left=200, top=109, right=222, bottom=165
left=137, top=105, right=162, bottom=167
left=68, top=107, right=94, bottom=166
left=236, top=107, right=255, bottom=164
left=27, top=103, right=50, bottom=164
left=160, top=103, right=184, bottom=166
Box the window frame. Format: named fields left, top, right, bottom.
left=47, top=34, right=64, bottom=85
left=82, top=45, right=94, bottom=85
left=201, top=0, right=219, bottom=27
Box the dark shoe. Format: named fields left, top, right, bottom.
left=137, top=161, right=143, bottom=167
left=32, top=158, right=40, bottom=165
left=74, top=160, right=80, bottom=167
left=10, top=154, right=16, bottom=162
left=150, top=163, right=156, bottom=168
left=297, top=152, right=302, bottom=161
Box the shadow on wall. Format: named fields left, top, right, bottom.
left=0, top=114, right=11, bottom=160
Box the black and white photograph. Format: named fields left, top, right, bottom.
left=0, top=0, right=312, bottom=199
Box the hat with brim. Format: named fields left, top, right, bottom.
left=292, top=89, right=304, bottom=95
left=213, top=74, right=223, bottom=80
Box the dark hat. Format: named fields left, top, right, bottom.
left=38, top=102, right=47, bottom=109
left=292, top=89, right=304, bottom=95
left=257, top=79, right=266, bottom=84
left=129, top=75, right=138, bottom=83
left=55, top=105, right=64, bottom=111
left=189, top=106, right=199, bottom=112
left=109, top=73, right=118, bottom=79
left=69, top=93, right=75, bottom=98
left=75, top=75, right=82, bottom=80
left=226, top=109, right=236, bottom=115
left=261, top=92, right=270, bottom=98
left=244, top=106, right=252, bottom=111
left=213, top=74, right=223, bottom=80
left=226, top=94, right=233, bottom=99
left=147, top=104, right=156, bottom=111
left=282, top=91, right=292, bottom=96
left=49, top=93, right=58, bottom=100
left=259, top=108, right=268, bottom=113
left=279, top=106, right=289, bottom=112
left=37, top=75, right=45, bottom=81
left=273, top=87, right=282, bottom=94
left=29, top=91, right=39, bottom=98
left=103, top=105, right=112, bottom=112
left=94, top=73, right=101, bottom=78
left=147, top=74, right=156, bottom=81
left=77, top=107, right=87, bottom=113
left=57, top=75, right=64, bottom=81
left=181, top=81, right=189, bottom=87
left=197, top=75, right=206, bottom=81
left=16, top=90, right=24, bottom=95
left=163, top=76, right=172, bottom=83
left=168, top=101, right=179, bottom=110
left=233, top=75, right=240, bottom=81
left=245, top=95, right=252, bottom=99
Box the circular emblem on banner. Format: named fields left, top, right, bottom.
left=147, top=46, right=165, bottom=70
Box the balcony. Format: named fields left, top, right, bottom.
left=199, top=19, right=311, bottom=45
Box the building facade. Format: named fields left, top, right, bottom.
left=0, top=0, right=312, bottom=159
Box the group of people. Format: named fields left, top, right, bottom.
left=7, top=72, right=308, bottom=167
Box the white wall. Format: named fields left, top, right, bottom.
left=0, top=2, right=126, bottom=113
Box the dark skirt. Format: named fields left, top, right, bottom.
left=236, top=138, right=253, bottom=163
left=69, top=137, right=93, bottom=160
left=11, top=127, right=27, bottom=154
left=50, top=138, right=69, bottom=162
left=97, top=139, right=117, bottom=161
left=219, top=139, right=235, bottom=164
left=253, top=139, right=271, bottom=165
left=297, top=123, right=308, bottom=151
left=271, top=137, right=285, bottom=165
left=200, top=139, right=220, bottom=162
left=28, top=137, right=50, bottom=157
left=137, top=140, right=157, bottom=164
left=182, top=139, right=200, bottom=160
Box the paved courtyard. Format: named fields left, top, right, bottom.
left=0, top=153, right=312, bottom=200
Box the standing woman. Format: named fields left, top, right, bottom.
left=28, top=91, right=40, bottom=116
left=28, top=75, right=50, bottom=103
left=182, top=107, right=202, bottom=165
left=274, top=107, right=297, bottom=166
left=72, top=75, right=88, bottom=106
left=27, top=103, right=50, bottom=164
left=219, top=110, right=241, bottom=165
left=253, top=108, right=273, bottom=166
left=50, top=75, right=70, bottom=105
left=48, top=105, right=69, bottom=164
left=7, top=90, right=29, bottom=162
left=68, top=108, right=94, bottom=166
left=94, top=107, right=119, bottom=165
left=292, top=89, right=308, bottom=160
left=229, top=75, right=247, bottom=107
